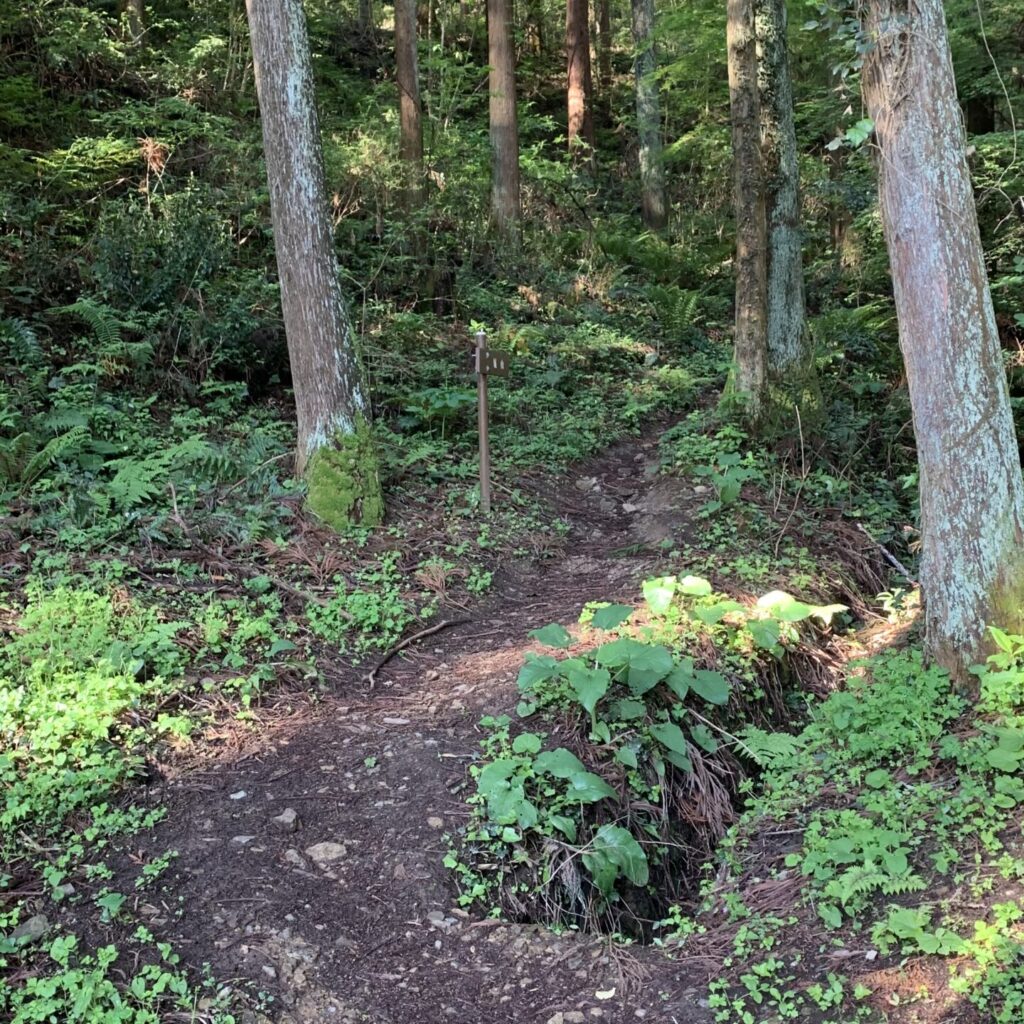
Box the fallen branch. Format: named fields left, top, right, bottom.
left=363, top=618, right=471, bottom=689
left=855, top=522, right=917, bottom=584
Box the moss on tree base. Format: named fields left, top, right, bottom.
left=304, top=421, right=384, bottom=530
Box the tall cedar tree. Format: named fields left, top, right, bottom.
left=395, top=0, right=424, bottom=208
left=488, top=0, right=522, bottom=232
left=756, top=0, right=815, bottom=391
left=631, top=0, right=667, bottom=230
left=566, top=0, right=595, bottom=160
left=726, top=0, right=767, bottom=415
left=861, top=0, right=1024, bottom=680
left=245, top=0, right=383, bottom=528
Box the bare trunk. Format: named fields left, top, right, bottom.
left=630, top=0, right=666, bottom=231
left=596, top=0, right=612, bottom=113
left=566, top=0, right=595, bottom=162
left=395, top=0, right=425, bottom=208
left=488, top=0, right=522, bottom=233
left=245, top=0, right=383, bottom=529
left=358, top=0, right=374, bottom=37
left=726, top=0, right=767, bottom=416
left=121, top=0, right=145, bottom=44
left=862, top=0, right=1024, bottom=680
left=525, top=0, right=546, bottom=54
left=755, top=0, right=812, bottom=384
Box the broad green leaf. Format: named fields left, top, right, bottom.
left=516, top=700, right=537, bottom=718
left=477, top=758, right=519, bottom=796
left=591, top=720, right=611, bottom=744
left=500, top=826, right=521, bottom=842
left=590, top=603, right=634, bottom=630
left=269, top=638, right=298, bottom=656
left=747, top=618, right=782, bottom=650
left=986, top=746, right=1022, bottom=772
left=818, top=903, right=843, bottom=928
left=664, top=661, right=694, bottom=700
left=534, top=747, right=586, bottom=779
left=566, top=771, right=617, bottom=803
left=511, top=732, right=542, bottom=754
left=567, top=664, right=611, bottom=716
left=642, top=576, right=676, bottom=615
left=865, top=768, right=890, bottom=789
left=612, top=698, right=647, bottom=721
left=517, top=654, right=560, bottom=691
left=690, top=669, right=730, bottom=705
left=583, top=824, right=649, bottom=893
left=615, top=745, right=639, bottom=769
left=529, top=623, right=573, bottom=649
left=757, top=591, right=813, bottom=622
left=664, top=748, right=693, bottom=773
left=550, top=814, right=577, bottom=842
left=679, top=575, right=713, bottom=597
left=650, top=721, right=689, bottom=755
left=487, top=782, right=527, bottom=824
left=694, top=601, right=744, bottom=625
left=594, top=638, right=673, bottom=693
left=689, top=723, right=718, bottom=753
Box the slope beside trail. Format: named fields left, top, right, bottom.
left=112, top=436, right=725, bottom=1024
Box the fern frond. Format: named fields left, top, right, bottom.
left=50, top=299, right=123, bottom=350
left=0, top=317, right=44, bottom=368
left=20, top=426, right=89, bottom=488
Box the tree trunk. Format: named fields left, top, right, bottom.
left=755, top=0, right=815, bottom=400
left=726, top=0, right=767, bottom=416
left=488, top=0, right=522, bottom=233
left=861, top=0, right=1024, bottom=681
left=121, top=0, right=145, bottom=44
left=596, top=0, right=612, bottom=114
left=245, top=0, right=384, bottom=529
left=358, top=0, right=375, bottom=38
left=395, top=0, right=425, bottom=208
left=525, top=0, right=546, bottom=54
left=630, top=0, right=666, bottom=231
left=566, top=0, right=595, bottom=162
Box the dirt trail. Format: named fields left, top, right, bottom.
left=118, top=437, right=719, bottom=1024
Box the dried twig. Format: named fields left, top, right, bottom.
left=362, top=618, right=471, bottom=688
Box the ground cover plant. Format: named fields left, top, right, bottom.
left=3, top=0, right=1024, bottom=1019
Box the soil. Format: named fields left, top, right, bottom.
left=94, top=434, right=890, bottom=1024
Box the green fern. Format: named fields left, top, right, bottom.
left=0, top=316, right=44, bottom=368
left=50, top=299, right=123, bottom=350
left=646, top=284, right=702, bottom=337
left=0, top=426, right=88, bottom=490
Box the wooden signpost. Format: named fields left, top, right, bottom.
left=473, top=329, right=509, bottom=514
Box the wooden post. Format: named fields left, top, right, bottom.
left=476, top=329, right=492, bottom=514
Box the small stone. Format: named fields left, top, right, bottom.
left=262, top=965, right=277, bottom=980
left=9, top=915, right=48, bottom=946
left=305, top=841, right=348, bottom=866
left=383, top=717, right=410, bottom=726
left=427, top=910, right=446, bottom=924
left=229, top=790, right=247, bottom=800
left=565, top=1014, right=585, bottom=1023
left=272, top=808, right=299, bottom=833
left=865, top=949, right=878, bottom=961
left=427, top=816, right=444, bottom=829
left=692, top=485, right=709, bottom=495
left=284, top=849, right=307, bottom=869
left=546, top=1015, right=564, bottom=1024
left=232, top=835, right=257, bottom=845
left=622, top=503, right=641, bottom=514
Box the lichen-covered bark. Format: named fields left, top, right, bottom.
left=631, top=0, right=667, bottom=231
left=488, top=0, right=521, bottom=234
left=245, top=0, right=383, bottom=528
left=862, top=0, right=1024, bottom=681
left=566, top=0, right=595, bottom=161
left=755, top=0, right=814, bottom=387
left=726, top=0, right=767, bottom=417
left=394, top=0, right=424, bottom=208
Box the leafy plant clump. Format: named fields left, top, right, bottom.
left=445, top=575, right=845, bottom=936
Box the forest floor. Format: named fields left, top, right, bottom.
left=98, top=433, right=725, bottom=1024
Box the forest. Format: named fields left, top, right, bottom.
left=2, top=0, right=1024, bottom=1020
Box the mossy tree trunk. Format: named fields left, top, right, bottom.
left=756, top=0, right=818, bottom=425
left=630, top=0, right=666, bottom=231
left=488, top=0, right=521, bottom=235
left=726, top=0, right=767, bottom=418
left=245, top=0, right=384, bottom=530
left=862, top=0, right=1024, bottom=682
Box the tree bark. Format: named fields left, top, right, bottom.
left=525, top=0, right=546, bottom=54
left=245, top=0, right=383, bottom=529
left=630, top=0, right=666, bottom=231
left=488, top=0, right=522, bottom=233
left=726, top=0, right=767, bottom=416
left=121, top=0, right=145, bottom=44
left=755, top=0, right=812, bottom=384
left=596, top=0, right=613, bottom=113
left=861, top=0, right=1024, bottom=681
left=566, top=0, right=595, bottom=161
left=358, top=0, right=375, bottom=38
left=395, top=0, right=425, bottom=208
